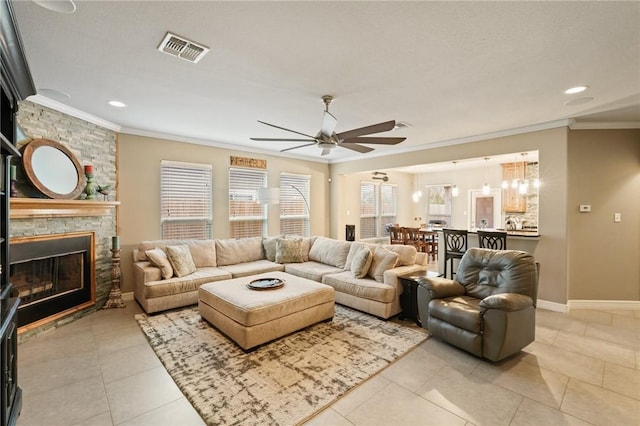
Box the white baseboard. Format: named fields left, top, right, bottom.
left=568, top=299, right=640, bottom=311
left=122, top=291, right=135, bottom=301
left=537, top=299, right=567, bottom=313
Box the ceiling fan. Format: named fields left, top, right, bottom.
left=250, top=95, right=406, bottom=156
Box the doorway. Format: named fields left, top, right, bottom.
left=468, top=189, right=502, bottom=230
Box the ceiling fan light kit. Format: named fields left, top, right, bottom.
left=251, top=95, right=407, bottom=156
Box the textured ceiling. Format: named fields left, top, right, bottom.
left=12, top=1, right=640, bottom=163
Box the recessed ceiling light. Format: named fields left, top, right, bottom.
left=33, top=0, right=76, bottom=14
left=564, top=97, right=594, bottom=106
left=108, top=100, right=127, bottom=108
left=564, top=86, right=589, bottom=95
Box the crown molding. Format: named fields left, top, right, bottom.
left=25, top=94, right=122, bottom=132
left=120, top=127, right=331, bottom=164
left=569, top=121, right=640, bottom=130
left=330, top=119, right=574, bottom=164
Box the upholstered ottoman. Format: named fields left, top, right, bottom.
left=198, top=271, right=335, bottom=350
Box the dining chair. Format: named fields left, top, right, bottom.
left=405, top=227, right=427, bottom=252
left=389, top=226, right=405, bottom=245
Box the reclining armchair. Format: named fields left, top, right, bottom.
left=417, top=248, right=539, bottom=362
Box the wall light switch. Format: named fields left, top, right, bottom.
left=614, top=213, right=621, bottom=223
left=579, top=204, right=591, bottom=213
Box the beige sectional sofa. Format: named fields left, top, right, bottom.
left=132, top=235, right=429, bottom=318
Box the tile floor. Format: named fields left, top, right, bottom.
left=16, top=300, right=640, bottom=426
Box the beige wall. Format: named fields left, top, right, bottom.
left=118, top=134, right=330, bottom=293
left=567, top=129, right=640, bottom=301
left=118, top=127, right=640, bottom=306
left=331, top=127, right=569, bottom=305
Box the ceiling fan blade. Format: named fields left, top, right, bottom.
left=250, top=138, right=316, bottom=142
left=280, top=142, right=318, bottom=153
left=320, top=111, right=337, bottom=137
left=336, top=120, right=396, bottom=140
left=340, top=143, right=374, bottom=154
left=321, top=147, right=332, bottom=156
left=341, top=137, right=406, bottom=145
left=257, top=120, right=317, bottom=139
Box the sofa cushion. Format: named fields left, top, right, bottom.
left=322, top=271, right=395, bottom=303
left=344, top=242, right=373, bottom=270
left=218, top=260, right=284, bottom=278
left=284, top=261, right=345, bottom=282
left=215, top=237, right=264, bottom=266
left=144, top=248, right=173, bottom=279
left=350, top=245, right=373, bottom=279
left=166, top=245, right=197, bottom=277
left=308, top=236, right=351, bottom=269
left=262, top=235, right=283, bottom=262
left=143, top=267, right=232, bottom=299
left=382, top=244, right=417, bottom=266
left=275, top=238, right=306, bottom=263
left=136, top=239, right=217, bottom=267
left=368, top=246, right=400, bottom=282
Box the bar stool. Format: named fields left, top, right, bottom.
left=477, top=230, right=507, bottom=250
left=443, top=229, right=468, bottom=279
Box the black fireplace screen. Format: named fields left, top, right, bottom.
left=9, top=234, right=93, bottom=327
left=11, top=252, right=84, bottom=306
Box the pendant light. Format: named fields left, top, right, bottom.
left=482, top=157, right=491, bottom=195
left=451, top=161, right=459, bottom=197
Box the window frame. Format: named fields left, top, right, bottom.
left=279, top=173, right=311, bottom=237
left=228, top=167, right=268, bottom=238
left=160, top=160, right=212, bottom=240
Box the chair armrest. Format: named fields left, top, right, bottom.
left=479, top=293, right=533, bottom=311
left=417, top=276, right=465, bottom=299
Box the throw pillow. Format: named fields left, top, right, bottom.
left=145, top=248, right=174, bottom=279
left=165, top=245, right=197, bottom=277
left=368, top=246, right=400, bottom=283
left=350, top=246, right=373, bottom=279
left=263, top=235, right=282, bottom=262
left=275, top=238, right=305, bottom=263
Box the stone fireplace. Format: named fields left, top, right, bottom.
left=10, top=232, right=95, bottom=329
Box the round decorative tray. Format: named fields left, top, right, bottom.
left=247, top=277, right=285, bottom=290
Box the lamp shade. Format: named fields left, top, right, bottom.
left=256, top=187, right=280, bottom=204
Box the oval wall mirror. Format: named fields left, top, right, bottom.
left=22, top=139, right=85, bottom=199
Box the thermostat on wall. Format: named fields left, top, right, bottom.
left=579, top=204, right=591, bottom=213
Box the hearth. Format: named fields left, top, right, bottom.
left=9, top=232, right=95, bottom=329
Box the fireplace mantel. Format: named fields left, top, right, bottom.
left=10, top=198, right=120, bottom=219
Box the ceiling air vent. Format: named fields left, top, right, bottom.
left=157, top=32, right=209, bottom=63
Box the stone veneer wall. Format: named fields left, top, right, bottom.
left=13, top=101, right=117, bottom=339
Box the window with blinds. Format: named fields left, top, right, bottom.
left=229, top=167, right=267, bottom=238
left=280, top=173, right=310, bottom=237
left=160, top=160, right=212, bottom=239
left=360, top=182, right=378, bottom=239
left=380, top=183, right=398, bottom=236
left=360, top=181, right=398, bottom=239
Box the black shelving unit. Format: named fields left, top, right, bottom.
left=0, top=1, right=37, bottom=424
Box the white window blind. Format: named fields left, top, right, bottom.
left=380, top=183, right=398, bottom=236
left=280, top=173, right=310, bottom=237
left=360, top=182, right=398, bottom=239
left=160, top=160, right=212, bottom=239
left=360, top=182, right=378, bottom=239
left=229, top=167, right=267, bottom=238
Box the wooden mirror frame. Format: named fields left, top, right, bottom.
left=22, top=138, right=85, bottom=199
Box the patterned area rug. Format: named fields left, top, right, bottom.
left=135, top=305, right=428, bottom=426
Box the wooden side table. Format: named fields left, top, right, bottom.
left=398, top=270, right=439, bottom=326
